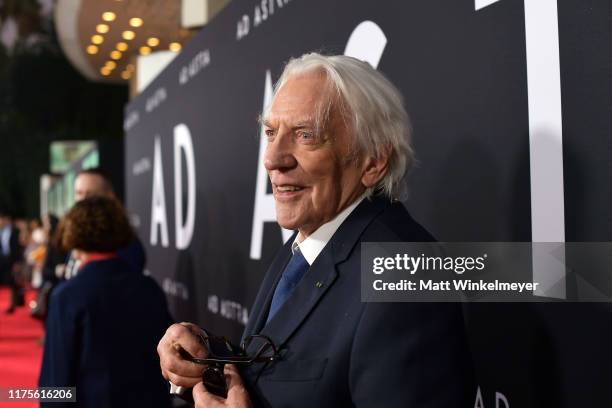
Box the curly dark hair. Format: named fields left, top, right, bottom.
left=62, top=196, right=133, bottom=252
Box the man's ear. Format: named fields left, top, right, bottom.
left=361, top=149, right=390, bottom=189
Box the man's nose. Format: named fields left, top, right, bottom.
left=264, top=133, right=297, bottom=171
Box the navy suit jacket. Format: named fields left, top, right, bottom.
left=240, top=197, right=475, bottom=407
left=39, top=257, right=172, bottom=408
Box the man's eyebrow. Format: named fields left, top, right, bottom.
left=256, top=115, right=267, bottom=126
left=261, top=118, right=316, bottom=129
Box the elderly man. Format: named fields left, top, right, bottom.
left=158, top=53, right=475, bottom=407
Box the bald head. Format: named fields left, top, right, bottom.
left=74, top=172, right=114, bottom=202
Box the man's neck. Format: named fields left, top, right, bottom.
left=298, top=190, right=367, bottom=240
left=294, top=194, right=366, bottom=265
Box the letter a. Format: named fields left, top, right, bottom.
left=474, top=387, right=485, bottom=408
left=249, top=70, right=292, bottom=260
left=344, top=20, right=387, bottom=68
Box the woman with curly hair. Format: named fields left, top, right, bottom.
left=39, top=196, right=173, bottom=408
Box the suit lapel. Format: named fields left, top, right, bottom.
left=254, top=197, right=391, bottom=349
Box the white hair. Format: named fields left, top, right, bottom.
left=265, top=52, right=414, bottom=199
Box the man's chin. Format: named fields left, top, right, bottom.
left=276, top=219, right=299, bottom=231
left=275, top=211, right=302, bottom=231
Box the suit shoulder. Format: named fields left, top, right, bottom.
left=48, top=277, right=90, bottom=312
left=363, top=201, right=435, bottom=242
left=51, top=260, right=119, bottom=301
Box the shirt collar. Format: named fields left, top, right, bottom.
left=1, top=226, right=11, bottom=256
left=79, top=252, right=118, bottom=270
left=292, top=195, right=365, bottom=265
left=1, top=225, right=10, bottom=240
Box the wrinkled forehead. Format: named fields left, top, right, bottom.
left=263, top=70, right=344, bottom=129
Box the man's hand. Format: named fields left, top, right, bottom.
left=193, top=365, right=252, bottom=408
left=158, top=322, right=209, bottom=388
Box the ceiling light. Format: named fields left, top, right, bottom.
left=105, top=61, right=117, bottom=69
left=122, top=30, right=135, bottom=40
left=116, top=42, right=128, bottom=51
left=91, top=35, right=104, bottom=45
left=139, top=46, right=151, bottom=55
left=100, top=67, right=112, bottom=76
left=96, top=24, right=109, bottom=34
left=129, top=18, right=143, bottom=27
left=102, top=12, right=116, bottom=22
left=110, top=50, right=122, bottom=60
left=169, top=42, right=181, bottom=52
left=86, top=45, right=98, bottom=54
left=121, top=71, right=132, bottom=80
left=147, top=37, right=160, bottom=47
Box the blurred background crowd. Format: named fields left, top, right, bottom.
left=1, top=169, right=175, bottom=407
left=0, top=208, right=63, bottom=315
left=0, top=1, right=229, bottom=406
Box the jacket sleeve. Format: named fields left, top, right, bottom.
left=348, top=302, right=476, bottom=407
left=39, top=287, right=79, bottom=388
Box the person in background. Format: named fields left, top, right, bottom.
left=31, top=213, right=65, bottom=320
left=0, top=208, right=25, bottom=314
left=59, top=168, right=146, bottom=279
left=39, top=196, right=172, bottom=408
left=26, top=217, right=46, bottom=288
left=14, top=218, right=30, bottom=248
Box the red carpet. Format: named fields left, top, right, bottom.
left=0, top=288, right=43, bottom=408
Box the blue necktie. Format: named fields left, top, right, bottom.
left=267, top=248, right=309, bottom=323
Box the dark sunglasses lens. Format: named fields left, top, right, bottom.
left=202, top=365, right=227, bottom=398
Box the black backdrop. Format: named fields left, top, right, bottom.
left=125, top=0, right=612, bottom=406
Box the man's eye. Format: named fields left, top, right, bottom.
left=298, top=131, right=314, bottom=140
left=264, top=129, right=275, bottom=138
